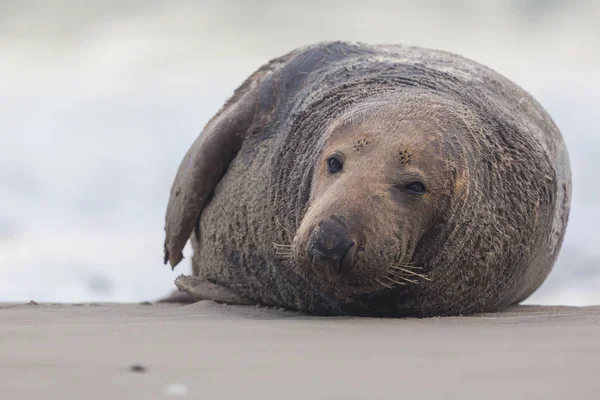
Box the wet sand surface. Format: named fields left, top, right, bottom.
left=1, top=302, right=599, bottom=399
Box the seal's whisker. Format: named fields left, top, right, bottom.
left=275, top=218, right=294, bottom=235
left=383, top=275, right=407, bottom=286
left=272, top=242, right=294, bottom=259
left=371, top=278, right=384, bottom=289
left=273, top=247, right=293, bottom=252
left=387, top=269, right=418, bottom=283
left=374, top=278, right=394, bottom=289
left=390, top=273, right=419, bottom=284
left=393, top=264, right=423, bottom=270
left=395, top=262, right=419, bottom=268
left=390, top=266, right=431, bottom=281
left=391, top=268, right=430, bottom=281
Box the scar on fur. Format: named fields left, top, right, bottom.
left=353, top=139, right=369, bottom=151
left=398, top=149, right=412, bottom=164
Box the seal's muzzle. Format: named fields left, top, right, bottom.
left=306, top=215, right=358, bottom=279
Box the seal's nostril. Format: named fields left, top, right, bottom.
left=338, top=241, right=354, bottom=264
left=340, top=241, right=358, bottom=273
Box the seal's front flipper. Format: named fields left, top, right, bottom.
left=174, top=275, right=255, bottom=305
left=163, top=44, right=354, bottom=269
left=163, top=65, right=277, bottom=268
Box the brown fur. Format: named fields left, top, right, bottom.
left=163, top=42, right=571, bottom=317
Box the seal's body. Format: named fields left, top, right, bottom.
left=163, top=42, right=571, bottom=317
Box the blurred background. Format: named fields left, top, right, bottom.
left=0, top=0, right=598, bottom=304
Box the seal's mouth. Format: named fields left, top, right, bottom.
left=288, top=238, right=430, bottom=298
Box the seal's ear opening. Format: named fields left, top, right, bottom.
left=163, top=80, right=263, bottom=268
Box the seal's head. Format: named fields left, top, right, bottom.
left=291, top=93, right=470, bottom=300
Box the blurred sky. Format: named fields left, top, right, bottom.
left=1, top=0, right=599, bottom=304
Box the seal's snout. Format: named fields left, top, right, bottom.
left=306, top=216, right=358, bottom=277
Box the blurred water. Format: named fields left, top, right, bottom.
left=1, top=0, right=599, bottom=304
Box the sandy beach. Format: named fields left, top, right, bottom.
left=1, top=302, right=599, bottom=399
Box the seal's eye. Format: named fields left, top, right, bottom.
left=405, top=181, right=426, bottom=194
left=326, top=154, right=344, bottom=173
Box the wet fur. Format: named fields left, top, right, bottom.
left=165, top=42, right=571, bottom=317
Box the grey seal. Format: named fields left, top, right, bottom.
left=163, top=41, right=571, bottom=317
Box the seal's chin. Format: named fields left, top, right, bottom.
left=306, top=267, right=390, bottom=297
